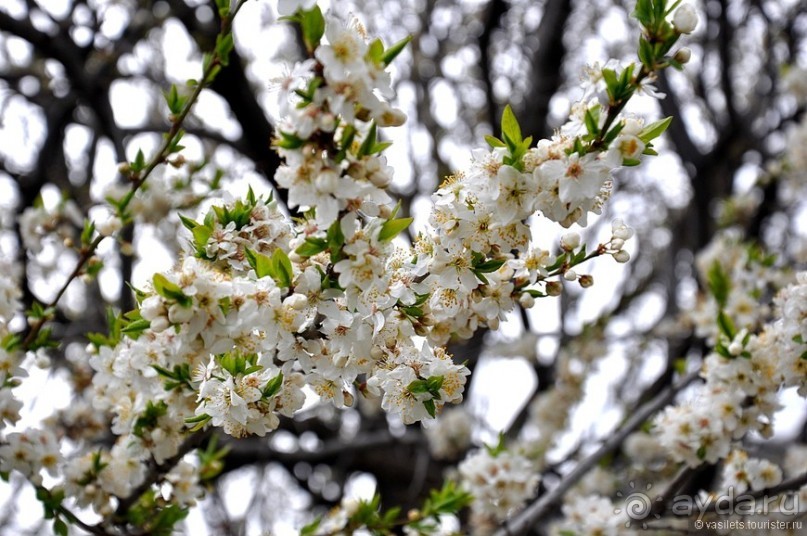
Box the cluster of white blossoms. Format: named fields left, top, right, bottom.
left=19, top=197, right=83, bottom=255
left=0, top=0, right=714, bottom=531
left=656, top=270, right=807, bottom=466
left=720, top=449, right=783, bottom=494
left=458, top=447, right=540, bottom=524
left=0, top=428, right=62, bottom=485
left=551, top=493, right=631, bottom=536
left=688, top=230, right=786, bottom=343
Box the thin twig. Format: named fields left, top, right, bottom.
left=495, top=369, right=700, bottom=536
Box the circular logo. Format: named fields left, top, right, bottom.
left=614, top=481, right=663, bottom=529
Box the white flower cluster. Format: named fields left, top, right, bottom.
left=657, top=271, right=807, bottom=466
left=551, top=494, right=631, bottom=536
left=0, top=3, right=679, bottom=526
left=689, top=230, right=785, bottom=343
left=458, top=448, right=539, bottom=524
left=0, top=428, right=61, bottom=485
left=721, top=449, right=782, bottom=494
left=19, top=198, right=83, bottom=254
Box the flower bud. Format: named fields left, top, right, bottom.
left=140, top=296, right=164, bottom=321
left=315, top=171, right=338, bottom=194
left=378, top=107, right=407, bottom=127
left=342, top=390, right=354, bottom=407
left=728, top=340, right=743, bottom=356
left=333, top=353, right=348, bottom=368
left=97, top=216, right=123, bottom=237
left=286, top=293, right=308, bottom=310
left=578, top=274, right=594, bottom=288
left=150, top=316, right=170, bottom=333
left=519, top=293, right=535, bottom=309
left=673, top=4, right=698, bottom=34
left=546, top=281, right=563, bottom=296
left=674, top=47, right=692, bottom=64
left=168, top=302, right=193, bottom=324
left=611, top=218, right=633, bottom=240
left=613, top=250, right=631, bottom=263
left=610, top=238, right=625, bottom=251
left=563, top=270, right=577, bottom=281
left=560, top=232, right=581, bottom=251
left=368, top=170, right=391, bottom=189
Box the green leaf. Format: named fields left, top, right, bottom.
left=271, top=248, right=294, bottom=288
left=426, top=375, right=444, bottom=395
left=295, top=237, right=328, bottom=257
left=638, top=35, right=655, bottom=69
left=178, top=214, right=198, bottom=232
left=300, top=517, right=322, bottom=536
left=358, top=122, right=378, bottom=157
left=300, top=6, right=325, bottom=53
left=327, top=220, right=346, bottom=262
left=638, top=116, right=673, bottom=143
left=484, top=432, right=507, bottom=457
left=423, top=398, right=436, bottom=418
left=706, top=261, right=730, bottom=308
left=53, top=517, right=68, bottom=536
left=474, top=258, right=505, bottom=273
left=215, top=0, right=230, bottom=17
left=244, top=248, right=275, bottom=280
left=381, top=35, right=412, bottom=65
left=275, top=130, right=306, bottom=149
left=131, top=149, right=146, bottom=173
left=336, top=124, right=356, bottom=162
left=717, top=310, right=737, bottom=340
left=81, top=219, right=95, bottom=246
left=408, top=379, right=429, bottom=394
left=485, top=135, right=506, bottom=148
left=421, top=481, right=474, bottom=517
left=367, top=38, right=384, bottom=64
left=152, top=274, right=190, bottom=306
left=164, top=84, right=183, bottom=114
left=263, top=372, right=284, bottom=398
left=501, top=104, right=522, bottom=145
left=121, top=318, right=151, bottom=335
left=584, top=105, right=601, bottom=136
left=378, top=217, right=413, bottom=241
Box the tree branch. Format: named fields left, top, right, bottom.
left=496, top=369, right=701, bottom=536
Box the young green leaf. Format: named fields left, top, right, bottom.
left=638, top=116, right=673, bottom=143
left=501, top=104, right=522, bottom=145
left=378, top=217, right=413, bottom=242
left=381, top=35, right=412, bottom=65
